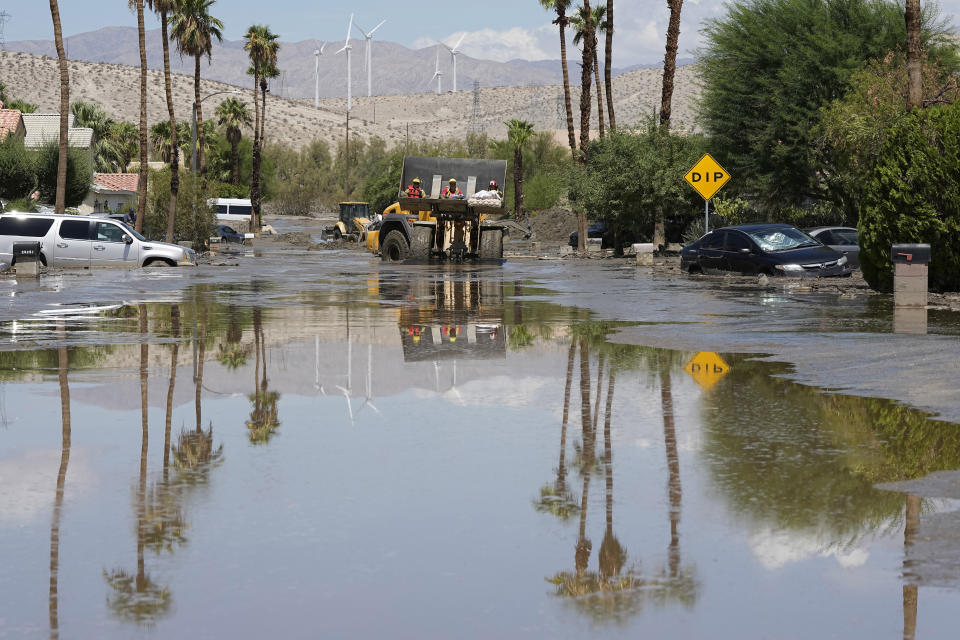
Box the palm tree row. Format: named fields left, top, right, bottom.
left=244, top=24, right=280, bottom=233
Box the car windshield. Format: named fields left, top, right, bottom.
left=118, top=222, right=147, bottom=242
left=747, top=227, right=819, bottom=252
left=222, top=226, right=236, bottom=234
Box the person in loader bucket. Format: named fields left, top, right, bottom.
left=441, top=178, right=464, bottom=199
left=406, top=177, right=426, bottom=198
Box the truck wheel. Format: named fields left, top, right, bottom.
left=380, top=230, right=409, bottom=262
left=333, top=227, right=342, bottom=240
left=409, top=226, right=433, bottom=260
left=479, top=228, right=503, bottom=260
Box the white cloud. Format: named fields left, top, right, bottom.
left=415, top=27, right=555, bottom=62
left=0, top=449, right=94, bottom=525
left=749, top=528, right=871, bottom=570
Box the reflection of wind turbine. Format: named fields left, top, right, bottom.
left=313, top=42, right=326, bottom=109
left=355, top=344, right=382, bottom=417
left=314, top=335, right=326, bottom=395
left=441, top=33, right=466, bottom=92
left=336, top=14, right=354, bottom=113
left=432, top=47, right=443, bottom=95
left=353, top=19, right=385, bottom=98
left=335, top=328, right=354, bottom=422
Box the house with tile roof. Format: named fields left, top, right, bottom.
left=0, top=103, right=25, bottom=142
left=79, top=173, right=140, bottom=216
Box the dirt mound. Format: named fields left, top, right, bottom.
left=275, top=232, right=315, bottom=247
left=527, top=208, right=580, bottom=242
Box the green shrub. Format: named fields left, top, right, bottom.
left=146, top=167, right=216, bottom=247
left=524, top=172, right=563, bottom=211
left=0, top=135, right=35, bottom=200
left=34, top=142, right=92, bottom=207
left=5, top=197, right=38, bottom=213
left=860, top=104, right=960, bottom=291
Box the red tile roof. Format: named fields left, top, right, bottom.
left=0, top=109, right=23, bottom=140
left=93, top=173, right=140, bottom=193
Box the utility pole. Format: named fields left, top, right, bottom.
left=0, top=11, right=10, bottom=51
left=470, top=80, right=483, bottom=135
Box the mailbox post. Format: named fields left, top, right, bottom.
left=891, top=243, right=931, bottom=308
left=13, top=241, right=41, bottom=278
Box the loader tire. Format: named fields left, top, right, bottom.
left=380, top=230, right=410, bottom=262
left=410, top=226, right=433, bottom=260
left=479, top=228, right=503, bottom=260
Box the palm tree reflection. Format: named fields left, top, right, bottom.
left=246, top=306, right=280, bottom=444
left=49, top=337, right=70, bottom=640
left=535, top=341, right=580, bottom=520
left=903, top=494, right=920, bottom=640
left=104, top=305, right=172, bottom=624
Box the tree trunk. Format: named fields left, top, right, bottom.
left=231, top=138, right=240, bottom=185
left=903, top=494, right=921, bottom=640
left=578, top=0, right=595, bottom=157
left=250, top=73, right=261, bottom=234
left=557, top=14, right=577, bottom=156
left=135, top=0, right=148, bottom=234
left=49, top=340, right=70, bottom=639
left=163, top=304, right=179, bottom=484
left=49, top=0, right=68, bottom=214
left=557, top=341, right=576, bottom=491
left=575, top=336, right=594, bottom=576
left=905, top=0, right=922, bottom=110
left=593, top=45, right=605, bottom=138
left=660, top=0, right=684, bottom=128
left=513, top=146, right=523, bottom=220
left=605, top=0, right=616, bottom=131
left=194, top=54, right=205, bottom=176
left=161, top=12, right=179, bottom=244
left=654, top=212, right=666, bottom=249
left=577, top=211, right=587, bottom=253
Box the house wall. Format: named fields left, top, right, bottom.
left=78, top=191, right=137, bottom=216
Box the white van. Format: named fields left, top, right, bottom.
left=0, top=212, right=197, bottom=267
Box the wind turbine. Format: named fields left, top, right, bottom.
left=432, top=47, right=443, bottom=95
left=354, top=19, right=385, bottom=98
left=313, top=42, right=326, bottom=109
left=441, top=33, right=466, bottom=93
left=336, top=14, right=354, bottom=113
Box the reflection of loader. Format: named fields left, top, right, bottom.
left=398, top=276, right=506, bottom=362
left=324, top=202, right=371, bottom=241
left=367, top=156, right=507, bottom=263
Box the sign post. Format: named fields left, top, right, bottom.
left=684, top=154, right=730, bottom=235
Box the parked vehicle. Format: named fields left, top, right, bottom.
left=805, top=226, right=860, bottom=268
left=568, top=222, right=608, bottom=248
left=216, top=224, right=246, bottom=244
left=0, top=212, right=197, bottom=267
left=680, top=223, right=851, bottom=277
left=324, top=202, right=372, bottom=241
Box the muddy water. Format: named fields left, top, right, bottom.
left=2, top=254, right=960, bottom=638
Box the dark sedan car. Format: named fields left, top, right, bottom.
left=680, top=224, right=852, bottom=277
left=805, top=226, right=860, bottom=268
left=216, top=224, right=246, bottom=244
left=569, top=221, right=609, bottom=248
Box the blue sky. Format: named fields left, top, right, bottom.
left=6, top=0, right=959, bottom=66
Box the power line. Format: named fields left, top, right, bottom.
left=469, top=80, right=484, bottom=135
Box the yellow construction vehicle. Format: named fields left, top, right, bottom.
left=366, top=156, right=507, bottom=263
left=325, top=202, right=372, bottom=241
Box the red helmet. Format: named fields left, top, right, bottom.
left=489, top=180, right=498, bottom=189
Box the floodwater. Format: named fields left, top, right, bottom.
left=2, top=241, right=960, bottom=639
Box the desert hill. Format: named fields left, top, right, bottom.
left=5, top=26, right=689, bottom=100
left=0, top=49, right=700, bottom=150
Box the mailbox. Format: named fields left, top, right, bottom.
left=12, top=241, right=41, bottom=263
left=891, top=243, right=931, bottom=264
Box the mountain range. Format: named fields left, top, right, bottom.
left=5, top=26, right=695, bottom=99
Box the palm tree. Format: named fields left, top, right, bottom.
left=129, top=0, right=149, bottom=233
left=660, top=0, right=684, bottom=127
left=150, top=121, right=175, bottom=163
left=505, top=119, right=534, bottom=220
left=171, top=0, right=223, bottom=178
left=48, top=0, right=69, bottom=214
left=71, top=101, right=117, bottom=172
left=110, top=121, right=140, bottom=171
left=572, top=4, right=606, bottom=138
left=216, top=97, right=252, bottom=185
left=147, top=0, right=182, bottom=243
left=539, top=0, right=577, bottom=156
left=659, top=357, right=682, bottom=578
left=163, top=304, right=180, bottom=484
left=577, top=0, right=596, bottom=156
left=603, top=0, right=615, bottom=131
left=535, top=340, right=580, bottom=520
left=244, top=24, right=279, bottom=233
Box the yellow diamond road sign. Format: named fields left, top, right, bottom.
left=684, top=352, right=730, bottom=390
left=684, top=153, right=730, bottom=201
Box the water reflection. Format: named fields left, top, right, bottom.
left=4, top=273, right=960, bottom=637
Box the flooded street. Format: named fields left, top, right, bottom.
left=2, top=236, right=960, bottom=638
